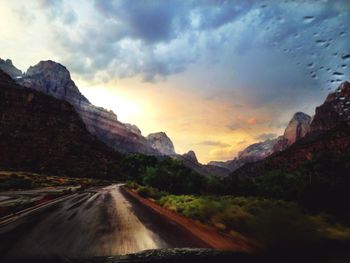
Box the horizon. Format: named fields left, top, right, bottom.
left=1, top=0, right=349, bottom=163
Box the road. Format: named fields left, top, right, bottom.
left=0, top=184, right=205, bottom=260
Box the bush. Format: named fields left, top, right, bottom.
left=135, top=185, right=167, bottom=200
left=157, top=194, right=350, bottom=250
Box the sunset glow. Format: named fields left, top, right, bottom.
left=1, top=0, right=349, bottom=163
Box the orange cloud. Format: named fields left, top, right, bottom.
left=247, top=117, right=257, bottom=125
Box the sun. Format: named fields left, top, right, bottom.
left=79, top=85, right=142, bottom=123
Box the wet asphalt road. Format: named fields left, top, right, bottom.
left=0, top=184, right=205, bottom=260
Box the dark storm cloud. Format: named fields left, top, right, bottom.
left=35, top=0, right=350, bottom=89
left=51, top=0, right=260, bottom=81
left=191, top=0, right=257, bottom=30
left=94, top=0, right=188, bottom=43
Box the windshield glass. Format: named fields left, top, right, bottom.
left=0, top=1, right=349, bottom=263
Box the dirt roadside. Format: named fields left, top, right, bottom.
left=121, top=186, right=254, bottom=252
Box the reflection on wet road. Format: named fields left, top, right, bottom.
left=0, top=184, right=203, bottom=260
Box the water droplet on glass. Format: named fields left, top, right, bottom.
left=315, top=40, right=327, bottom=47
left=303, top=16, right=315, bottom=23
left=333, top=72, right=344, bottom=76
left=342, top=54, right=350, bottom=60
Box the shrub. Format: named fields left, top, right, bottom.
left=135, top=185, right=167, bottom=200
left=157, top=194, right=350, bottom=250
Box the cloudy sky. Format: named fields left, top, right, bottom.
left=0, top=0, right=349, bottom=163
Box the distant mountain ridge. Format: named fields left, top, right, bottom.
left=232, top=80, right=350, bottom=178
left=2, top=59, right=161, bottom=155
left=1, top=58, right=232, bottom=177
left=209, top=112, right=312, bottom=172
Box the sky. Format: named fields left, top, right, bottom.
left=0, top=0, right=349, bottom=163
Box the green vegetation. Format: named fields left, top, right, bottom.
left=224, top=152, right=350, bottom=222
left=127, top=183, right=350, bottom=250
left=126, top=181, right=168, bottom=200
left=122, top=154, right=224, bottom=194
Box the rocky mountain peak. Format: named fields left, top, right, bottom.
left=283, top=112, right=311, bottom=145
left=339, top=81, right=350, bottom=92
left=19, top=60, right=89, bottom=105
left=2, top=58, right=158, bottom=155
left=147, top=132, right=176, bottom=155
left=182, top=150, right=198, bottom=163
left=26, top=60, right=68, bottom=76
left=310, top=81, right=350, bottom=133
left=0, top=58, right=22, bottom=78
left=238, top=138, right=278, bottom=161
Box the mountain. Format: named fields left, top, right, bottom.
left=0, top=69, right=123, bottom=179
left=232, top=81, right=350, bottom=178
left=209, top=112, right=312, bottom=173
left=19, top=60, right=90, bottom=105
left=309, top=81, right=350, bottom=133
left=283, top=112, right=311, bottom=145
left=209, top=138, right=281, bottom=171
left=1, top=58, right=231, bottom=177
left=0, top=59, right=22, bottom=78
left=173, top=151, right=231, bottom=178
left=4, top=59, right=158, bottom=155
left=147, top=132, right=176, bottom=155
left=182, top=150, right=198, bottom=163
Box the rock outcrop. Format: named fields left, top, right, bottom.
left=309, top=81, right=350, bottom=133
left=182, top=150, right=198, bottom=163
left=147, top=132, right=176, bottom=155
left=237, top=138, right=278, bottom=162
left=7, top=60, right=158, bottom=155
left=0, top=69, right=123, bottom=178
left=283, top=112, right=311, bottom=145
left=18, top=60, right=89, bottom=105
left=0, top=59, right=22, bottom=79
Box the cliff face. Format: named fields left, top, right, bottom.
left=283, top=112, right=311, bottom=145
left=18, top=60, right=89, bottom=105
left=0, top=70, right=123, bottom=179
left=0, top=59, right=22, bottom=79
left=147, top=132, right=176, bottom=155
left=12, top=60, right=158, bottom=155
left=309, top=81, right=350, bottom=133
